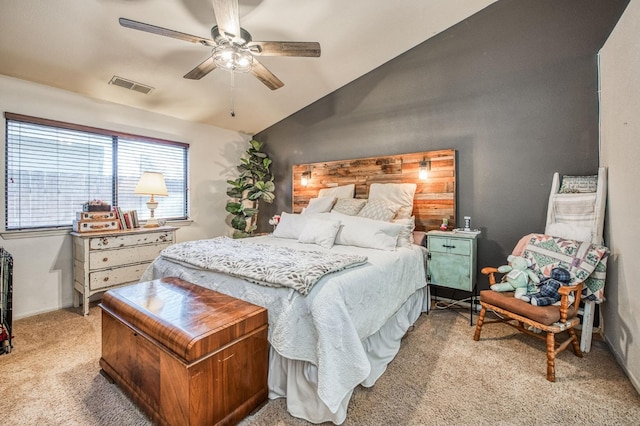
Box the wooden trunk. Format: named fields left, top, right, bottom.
left=99, top=277, right=269, bottom=426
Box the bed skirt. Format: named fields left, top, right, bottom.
left=266, top=287, right=427, bottom=424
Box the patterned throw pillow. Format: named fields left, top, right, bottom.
left=331, top=198, right=367, bottom=216
left=357, top=199, right=401, bottom=221
left=558, top=175, right=598, bottom=193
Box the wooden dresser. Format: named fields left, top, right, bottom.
left=71, top=226, right=177, bottom=315
left=99, top=277, right=269, bottom=426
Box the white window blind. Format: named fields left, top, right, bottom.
left=5, top=113, right=188, bottom=230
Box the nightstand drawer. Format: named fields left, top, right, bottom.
left=428, top=236, right=471, bottom=255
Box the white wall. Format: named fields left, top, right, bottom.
left=599, top=2, right=640, bottom=393
left=0, top=75, right=249, bottom=319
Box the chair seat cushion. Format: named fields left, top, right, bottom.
left=479, top=290, right=576, bottom=326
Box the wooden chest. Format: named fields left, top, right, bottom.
left=99, top=277, right=269, bottom=426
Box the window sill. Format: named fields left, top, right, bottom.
left=0, top=219, right=193, bottom=240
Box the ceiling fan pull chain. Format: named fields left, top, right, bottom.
left=230, top=71, right=236, bottom=117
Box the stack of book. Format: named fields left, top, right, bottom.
left=115, top=207, right=140, bottom=230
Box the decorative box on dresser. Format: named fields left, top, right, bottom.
left=71, top=226, right=177, bottom=315
left=426, top=230, right=480, bottom=324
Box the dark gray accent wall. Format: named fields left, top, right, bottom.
left=255, top=0, right=628, bottom=289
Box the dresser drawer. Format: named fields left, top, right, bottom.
left=89, top=243, right=169, bottom=270
left=89, top=230, right=174, bottom=250
left=89, top=262, right=153, bottom=290
left=428, top=236, right=471, bottom=255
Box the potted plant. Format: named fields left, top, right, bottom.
left=225, top=139, right=275, bottom=238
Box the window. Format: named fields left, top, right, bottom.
left=4, top=113, right=188, bottom=231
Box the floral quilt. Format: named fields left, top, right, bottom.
left=522, top=234, right=610, bottom=303
left=159, top=236, right=368, bottom=295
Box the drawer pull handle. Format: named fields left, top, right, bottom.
left=101, top=238, right=109, bottom=245
left=443, top=244, right=456, bottom=249
left=103, top=277, right=109, bottom=282
left=102, top=257, right=108, bottom=262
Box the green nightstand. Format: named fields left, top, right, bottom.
left=426, top=230, right=480, bottom=324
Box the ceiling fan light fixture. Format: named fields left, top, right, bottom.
left=212, top=44, right=253, bottom=73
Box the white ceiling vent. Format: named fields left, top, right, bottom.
left=108, top=76, right=154, bottom=94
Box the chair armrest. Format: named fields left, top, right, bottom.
left=481, top=267, right=500, bottom=285
left=558, top=282, right=583, bottom=322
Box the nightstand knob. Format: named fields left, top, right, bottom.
left=102, top=257, right=108, bottom=262
left=101, top=238, right=109, bottom=245
left=103, top=277, right=109, bottom=282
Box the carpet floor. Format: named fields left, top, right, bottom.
left=1, top=303, right=639, bottom=425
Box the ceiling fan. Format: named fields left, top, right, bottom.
left=119, top=0, right=321, bottom=90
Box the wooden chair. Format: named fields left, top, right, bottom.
left=473, top=267, right=583, bottom=382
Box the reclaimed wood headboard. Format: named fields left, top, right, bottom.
left=292, top=149, right=456, bottom=231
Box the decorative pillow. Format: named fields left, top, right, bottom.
left=558, top=175, right=598, bottom=193
left=368, top=183, right=417, bottom=219
left=303, top=197, right=336, bottom=214
left=393, top=216, right=416, bottom=248
left=318, top=184, right=355, bottom=199
left=357, top=199, right=401, bottom=222
left=298, top=218, right=342, bottom=249
left=545, top=223, right=593, bottom=243
left=331, top=198, right=367, bottom=216
left=331, top=212, right=403, bottom=251
left=552, top=193, right=597, bottom=228
left=272, top=212, right=306, bottom=239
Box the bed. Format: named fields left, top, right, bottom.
left=140, top=150, right=457, bottom=424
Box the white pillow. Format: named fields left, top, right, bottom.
left=369, top=183, right=417, bottom=219
left=331, top=212, right=404, bottom=251
left=357, top=199, right=401, bottom=222
left=318, top=184, right=355, bottom=199
left=298, top=218, right=342, bottom=249
left=303, top=197, right=336, bottom=214
left=272, top=212, right=308, bottom=239
left=393, top=216, right=416, bottom=248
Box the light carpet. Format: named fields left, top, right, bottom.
left=1, top=304, right=639, bottom=425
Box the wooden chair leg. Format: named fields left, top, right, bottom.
left=473, top=307, right=487, bottom=341
left=546, top=332, right=556, bottom=382
left=569, top=328, right=584, bottom=358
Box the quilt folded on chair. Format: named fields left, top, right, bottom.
left=522, top=234, right=609, bottom=303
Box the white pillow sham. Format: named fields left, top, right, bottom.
left=298, top=217, right=342, bottom=249
left=318, top=184, right=355, bottom=199
left=273, top=212, right=310, bottom=239
left=369, top=183, right=416, bottom=219
left=393, top=216, right=416, bottom=248
left=303, top=196, right=336, bottom=214
left=331, top=212, right=403, bottom=251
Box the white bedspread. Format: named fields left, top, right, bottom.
left=140, top=235, right=426, bottom=413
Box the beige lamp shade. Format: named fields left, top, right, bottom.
left=134, top=172, right=168, bottom=196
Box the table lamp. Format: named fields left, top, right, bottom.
left=134, top=172, right=168, bottom=228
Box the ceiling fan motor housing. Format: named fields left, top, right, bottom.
left=212, top=25, right=252, bottom=46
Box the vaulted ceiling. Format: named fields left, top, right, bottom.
left=0, top=0, right=497, bottom=134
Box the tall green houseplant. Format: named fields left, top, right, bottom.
left=226, top=139, right=275, bottom=238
